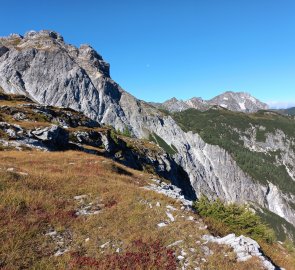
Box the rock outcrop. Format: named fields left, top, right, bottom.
left=0, top=92, right=196, bottom=200
left=202, top=234, right=281, bottom=270
left=32, top=125, right=69, bottom=149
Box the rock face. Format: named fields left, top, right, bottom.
left=151, top=91, right=268, bottom=113
left=150, top=98, right=191, bottom=112
left=32, top=125, right=69, bottom=149
left=208, top=91, right=269, bottom=112
left=241, top=127, right=295, bottom=182
left=186, top=97, right=211, bottom=111
left=0, top=30, right=294, bottom=234
left=202, top=234, right=281, bottom=270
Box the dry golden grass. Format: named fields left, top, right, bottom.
left=13, top=121, right=51, bottom=129
left=0, top=100, right=30, bottom=106
left=121, top=136, right=162, bottom=152
left=0, top=151, right=285, bottom=269
left=67, top=127, right=108, bottom=133
left=261, top=241, right=295, bottom=270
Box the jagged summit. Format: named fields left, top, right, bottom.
left=0, top=30, right=124, bottom=126
left=151, top=91, right=268, bottom=113
left=0, top=30, right=63, bottom=40
left=0, top=30, right=64, bottom=50
left=0, top=30, right=110, bottom=77
left=24, top=30, right=64, bottom=40
left=208, top=91, right=268, bottom=112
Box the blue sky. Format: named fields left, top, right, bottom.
left=1, top=0, right=295, bottom=107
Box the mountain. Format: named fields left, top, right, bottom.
left=275, top=107, right=295, bottom=116
left=173, top=108, right=295, bottom=240
left=151, top=97, right=191, bottom=112
left=150, top=97, right=210, bottom=113
left=1, top=30, right=295, bottom=251
left=151, top=91, right=269, bottom=113
left=208, top=91, right=269, bottom=112
left=0, top=87, right=294, bottom=270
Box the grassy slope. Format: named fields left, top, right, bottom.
left=0, top=151, right=269, bottom=270
left=173, top=108, right=295, bottom=196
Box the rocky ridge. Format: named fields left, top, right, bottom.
left=202, top=234, right=280, bottom=270
left=0, top=31, right=294, bottom=240
left=0, top=91, right=196, bottom=199
left=151, top=91, right=268, bottom=113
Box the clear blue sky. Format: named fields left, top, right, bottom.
left=1, top=0, right=295, bottom=107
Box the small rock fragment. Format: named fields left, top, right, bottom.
left=177, top=255, right=184, bottom=261
left=167, top=240, right=183, bottom=247
left=157, top=222, right=167, bottom=228
left=166, top=211, right=175, bottom=222
left=166, top=205, right=177, bottom=211
left=100, top=241, right=110, bottom=248
left=74, top=194, right=87, bottom=200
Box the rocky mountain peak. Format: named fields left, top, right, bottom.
left=0, top=30, right=111, bottom=103
left=209, top=91, right=268, bottom=112
left=152, top=91, right=268, bottom=113
left=189, top=97, right=204, bottom=102
left=161, top=97, right=190, bottom=112
left=0, top=30, right=65, bottom=51
left=167, top=97, right=178, bottom=102
left=185, top=97, right=210, bottom=111
left=23, top=30, right=64, bottom=41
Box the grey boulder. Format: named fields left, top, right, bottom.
left=32, top=125, right=68, bottom=149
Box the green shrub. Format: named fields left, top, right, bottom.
left=110, top=129, right=118, bottom=144
left=122, top=126, right=132, bottom=137
left=193, top=196, right=275, bottom=244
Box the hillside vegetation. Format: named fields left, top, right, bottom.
left=193, top=196, right=275, bottom=244
left=173, top=108, right=295, bottom=196
left=0, top=151, right=273, bottom=270
left=193, top=196, right=295, bottom=269
left=275, top=107, right=295, bottom=116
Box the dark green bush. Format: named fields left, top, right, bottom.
left=193, top=196, right=275, bottom=244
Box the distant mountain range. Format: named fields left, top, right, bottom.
left=150, top=91, right=269, bottom=113
left=274, top=107, right=295, bottom=116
